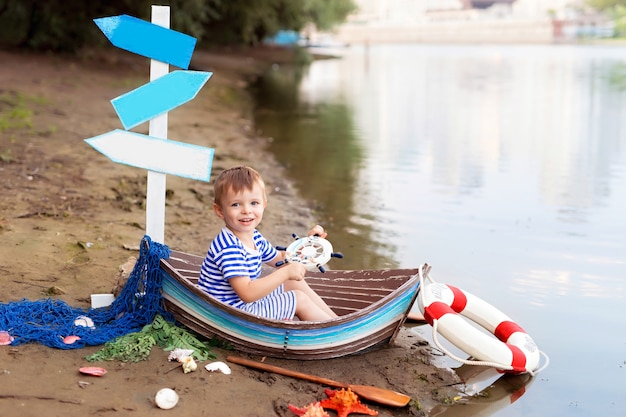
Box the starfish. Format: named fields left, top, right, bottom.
left=288, top=401, right=331, bottom=417
left=318, top=388, right=378, bottom=417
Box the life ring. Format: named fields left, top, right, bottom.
left=417, top=264, right=541, bottom=374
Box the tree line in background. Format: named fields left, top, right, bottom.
left=586, top=0, right=626, bottom=35
left=0, top=0, right=356, bottom=52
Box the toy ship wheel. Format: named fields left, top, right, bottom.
left=286, top=236, right=334, bottom=272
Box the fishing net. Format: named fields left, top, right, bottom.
left=0, top=235, right=172, bottom=350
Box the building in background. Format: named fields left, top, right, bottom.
left=330, top=0, right=612, bottom=44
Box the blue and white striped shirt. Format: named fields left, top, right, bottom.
left=198, top=227, right=278, bottom=308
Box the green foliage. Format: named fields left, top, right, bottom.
left=302, top=0, right=357, bottom=32
left=612, top=6, right=626, bottom=35
left=0, top=92, right=34, bottom=133
left=0, top=149, right=12, bottom=163
left=0, top=0, right=193, bottom=52
left=85, top=315, right=216, bottom=363
left=586, top=1, right=626, bottom=35
left=1, top=1, right=105, bottom=52
left=586, top=0, right=626, bottom=9
left=201, top=0, right=356, bottom=46
left=201, top=0, right=298, bottom=46
left=0, top=0, right=356, bottom=51
left=170, top=0, right=219, bottom=41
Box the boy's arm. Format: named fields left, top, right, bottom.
left=265, top=250, right=286, bottom=268
left=229, top=262, right=305, bottom=303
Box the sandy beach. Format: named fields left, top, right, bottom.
left=0, top=48, right=460, bottom=416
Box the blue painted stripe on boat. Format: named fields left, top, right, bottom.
left=163, top=274, right=418, bottom=349
left=161, top=270, right=419, bottom=350
left=284, top=286, right=417, bottom=345
left=162, top=272, right=289, bottom=345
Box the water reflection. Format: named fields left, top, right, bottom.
left=251, top=44, right=626, bottom=416
left=252, top=44, right=626, bottom=283
left=515, top=266, right=624, bottom=305
left=251, top=68, right=398, bottom=269
left=430, top=365, right=535, bottom=417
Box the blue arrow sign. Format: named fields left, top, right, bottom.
left=85, top=129, right=214, bottom=182
left=111, top=70, right=212, bottom=130
left=94, top=14, right=197, bottom=69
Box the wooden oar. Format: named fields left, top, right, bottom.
left=226, top=356, right=411, bottom=407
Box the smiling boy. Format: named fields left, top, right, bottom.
left=198, top=165, right=337, bottom=321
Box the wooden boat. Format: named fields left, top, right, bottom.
left=159, top=250, right=420, bottom=360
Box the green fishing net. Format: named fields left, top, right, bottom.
left=86, top=314, right=216, bottom=363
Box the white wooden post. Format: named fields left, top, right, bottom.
left=146, top=5, right=170, bottom=244
left=89, top=7, right=213, bottom=245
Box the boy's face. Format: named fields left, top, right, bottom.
left=213, top=181, right=267, bottom=238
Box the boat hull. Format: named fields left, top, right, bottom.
left=160, top=251, right=420, bottom=360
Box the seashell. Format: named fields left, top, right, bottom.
left=79, top=367, right=107, bottom=377
left=167, top=348, right=194, bottom=362
left=182, top=356, right=197, bottom=373
left=63, top=335, right=81, bottom=344
left=204, top=361, right=231, bottom=375
left=0, top=330, right=14, bottom=346
left=288, top=402, right=331, bottom=417
left=155, top=388, right=179, bottom=410
left=74, top=315, right=95, bottom=329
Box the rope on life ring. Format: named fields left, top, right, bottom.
left=417, top=264, right=549, bottom=375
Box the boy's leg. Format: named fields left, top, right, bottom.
left=285, top=281, right=338, bottom=318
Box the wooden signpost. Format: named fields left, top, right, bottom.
left=86, top=6, right=214, bottom=244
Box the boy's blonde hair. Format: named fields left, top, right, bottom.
left=213, top=165, right=266, bottom=207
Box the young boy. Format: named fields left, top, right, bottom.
left=198, top=165, right=338, bottom=321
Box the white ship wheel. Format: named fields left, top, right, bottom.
left=286, top=235, right=334, bottom=271
left=276, top=234, right=342, bottom=272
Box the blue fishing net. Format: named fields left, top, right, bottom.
left=0, top=235, right=172, bottom=349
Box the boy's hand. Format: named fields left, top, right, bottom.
left=308, top=224, right=327, bottom=238
left=285, top=262, right=306, bottom=281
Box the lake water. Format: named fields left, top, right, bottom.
left=251, top=44, right=626, bottom=416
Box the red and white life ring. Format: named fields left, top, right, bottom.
left=417, top=266, right=541, bottom=374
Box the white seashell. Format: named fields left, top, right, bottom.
left=167, top=348, right=194, bottom=362
left=74, top=316, right=95, bottom=329
left=182, top=356, right=197, bottom=373
left=155, top=388, right=179, bottom=410
left=204, top=361, right=231, bottom=375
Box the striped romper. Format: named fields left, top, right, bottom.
left=197, top=227, right=297, bottom=320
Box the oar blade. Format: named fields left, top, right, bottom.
left=227, top=356, right=411, bottom=408
left=348, top=384, right=411, bottom=407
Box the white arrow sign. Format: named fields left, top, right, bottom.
left=85, top=129, right=214, bottom=182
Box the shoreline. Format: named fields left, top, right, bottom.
left=0, top=47, right=460, bottom=416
